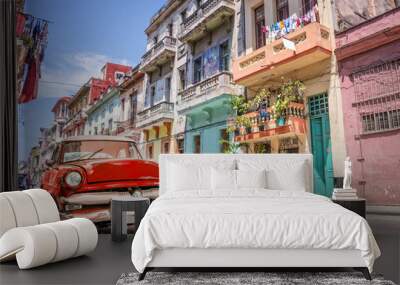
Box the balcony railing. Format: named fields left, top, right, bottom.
left=234, top=102, right=307, bottom=142
left=141, top=36, right=177, bottom=72
left=136, top=102, right=174, bottom=128
left=177, top=71, right=239, bottom=111
left=178, top=0, right=234, bottom=42
left=233, top=22, right=332, bottom=87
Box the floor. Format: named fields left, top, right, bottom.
left=1, top=216, right=399, bottom=285
left=0, top=234, right=135, bottom=285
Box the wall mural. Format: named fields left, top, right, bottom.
left=15, top=0, right=399, bottom=233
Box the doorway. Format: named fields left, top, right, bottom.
left=308, top=93, right=334, bottom=197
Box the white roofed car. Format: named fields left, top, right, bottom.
left=40, top=135, right=159, bottom=228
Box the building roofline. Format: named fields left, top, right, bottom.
left=68, top=80, right=92, bottom=107
left=86, top=87, right=119, bottom=115
left=335, top=7, right=400, bottom=36
left=51, top=96, right=71, bottom=112
left=145, top=0, right=183, bottom=35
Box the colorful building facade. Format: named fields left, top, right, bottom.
left=335, top=7, right=400, bottom=205
left=64, top=63, right=132, bottom=137
left=231, top=0, right=346, bottom=197
left=116, top=65, right=144, bottom=143
left=139, top=0, right=242, bottom=160
left=86, top=87, right=122, bottom=136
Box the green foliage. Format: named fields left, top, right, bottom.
left=228, top=79, right=305, bottom=132
left=219, top=139, right=247, bottom=154
left=235, top=115, right=252, bottom=128
left=254, top=143, right=267, bottom=154
left=230, top=96, right=249, bottom=116
left=249, top=88, right=271, bottom=110
left=273, top=79, right=305, bottom=119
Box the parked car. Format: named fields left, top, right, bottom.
left=41, top=136, right=159, bottom=226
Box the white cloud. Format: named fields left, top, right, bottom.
left=38, top=52, right=132, bottom=99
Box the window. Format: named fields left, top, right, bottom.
left=94, top=127, right=98, bottom=135
left=177, top=138, right=184, bottom=153
left=168, top=23, right=173, bottom=37
left=389, top=109, right=400, bottom=128
left=219, top=41, right=230, bottom=71
left=178, top=67, right=186, bottom=91
left=194, top=135, right=201, bottom=153
left=254, top=5, right=266, bottom=49
left=303, top=0, right=317, bottom=14
left=153, top=35, right=158, bottom=45
left=181, top=9, right=187, bottom=22
left=150, top=86, right=156, bottom=107
left=130, top=94, right=137, bottom=124
left=115, top=71, right=125, bottom=82
left=352, top=59, right=400, bottom=134
left=147, top=144, right=154, bottom=159
left=193, top=57, right=203, bottom=83
left=220, top=129, right=229, bottom=153
left=276, top=0, right=289, bottom=21
left=108, top=119, right=113, bottom=131
left=162, top=141, right=170, bottom=153
left=165, top=77, right=171, bottom=102
left=121, top=98, right=125, bottom=113
left=362, top=110, right=400, bottom=133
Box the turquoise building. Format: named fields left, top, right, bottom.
left=184, top=94, right=233, bottom=153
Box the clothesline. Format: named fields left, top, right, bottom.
left=19, top=12, right=54, bottom=24
left=261, top=5, right=319, bottom=43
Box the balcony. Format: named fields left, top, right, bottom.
left=141, top=36, right=177, bottom=73
left=136, top=102, right=174, bottom=128
left=233, top=22, right=332, bottom=87
left=178, top=0, right=235, bottom=43
left=234, top=102, right=307, bottom=143
left=177, top=71, right=239, bottom=112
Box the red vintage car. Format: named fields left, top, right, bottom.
left=41, top=136, right=159, bottom=225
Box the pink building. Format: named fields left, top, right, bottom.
left=335, top=8, right=400, bottom=205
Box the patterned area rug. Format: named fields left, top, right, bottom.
left=116, top=272, right=396, bottom=285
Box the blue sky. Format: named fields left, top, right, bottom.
left=19, top=0, right=165, bottom=161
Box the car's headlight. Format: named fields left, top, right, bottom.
left=64, top=171, right=82, bottom=187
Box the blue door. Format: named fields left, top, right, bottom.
left=308, top=93, right=334, bottom=197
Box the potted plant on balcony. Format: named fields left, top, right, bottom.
left=230, top=95, right=249, bottom=116
left=252, top=88, right=271, bottom=132
left=273, top=79, right=305, bottom=126
left=219, top=139, right=248, bottom=154
left=237, top=115, right=252, bottom=135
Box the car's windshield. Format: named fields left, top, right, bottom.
left=61, top=140, right=141, bottom=162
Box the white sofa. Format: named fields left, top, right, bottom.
left=0, top=189, right=98, bottom=269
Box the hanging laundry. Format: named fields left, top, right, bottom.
left=19, top=57, right=39, bottom=104
left=16, top=13, right=26, bottom=37
left=17, top=14, right=49, bottom=104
